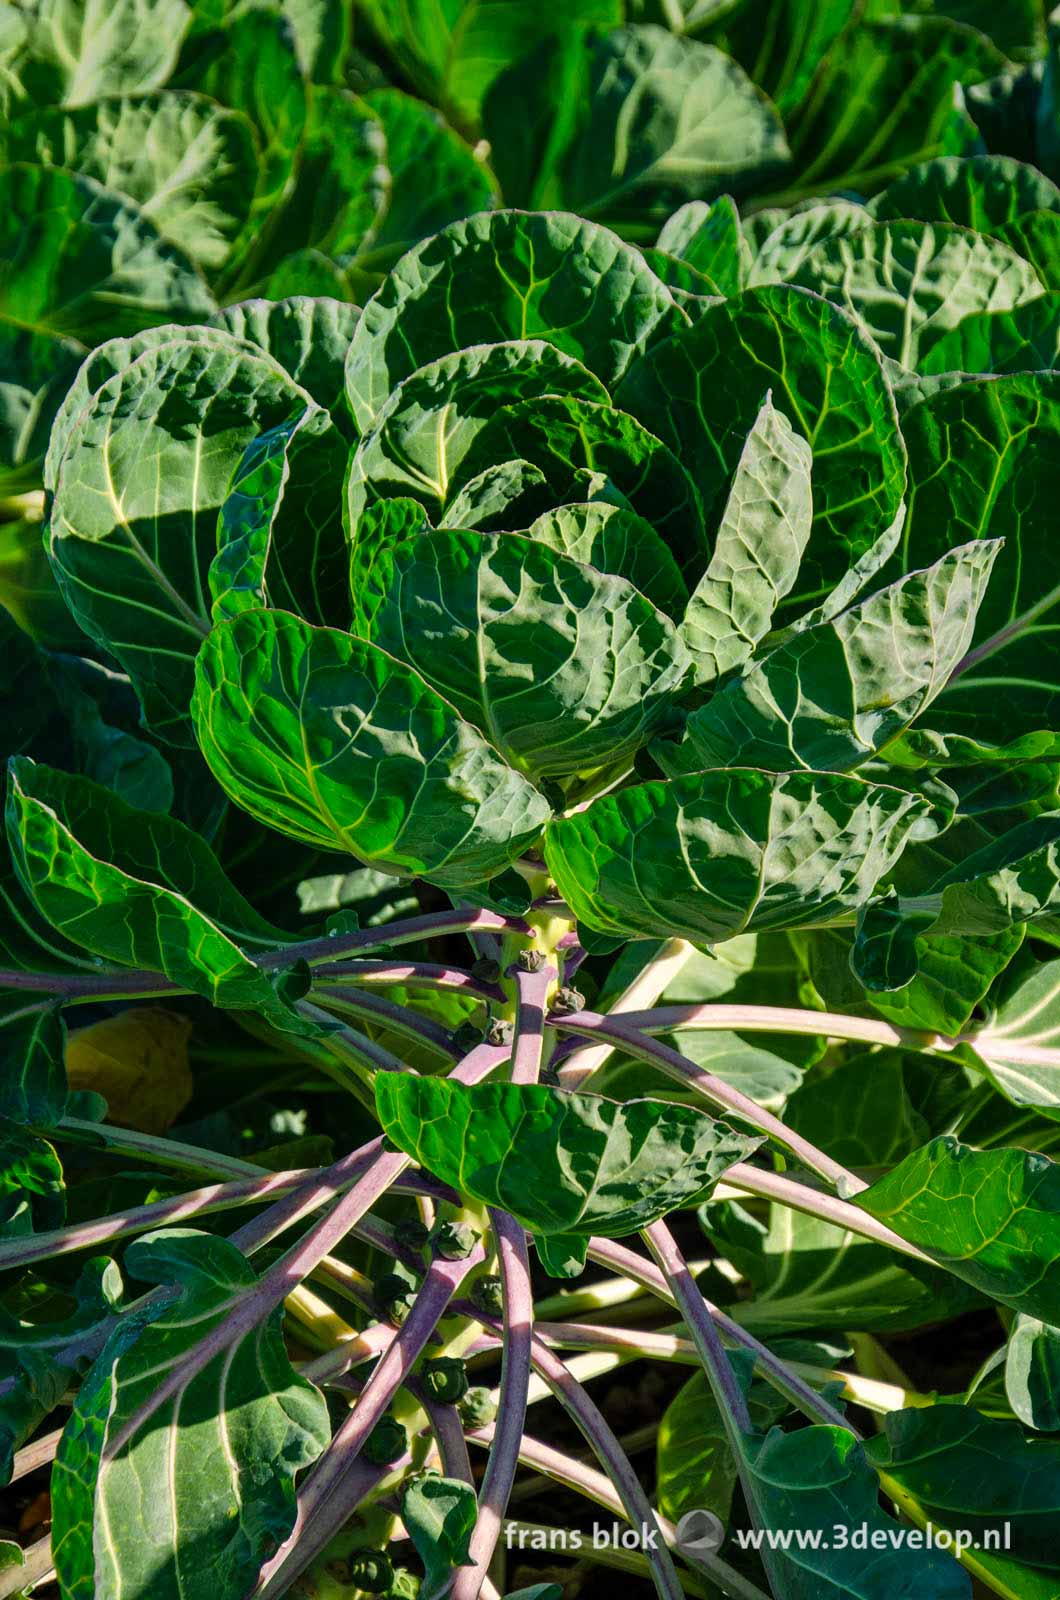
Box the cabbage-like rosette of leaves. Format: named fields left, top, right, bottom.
left=46, top=331, right=322, bottom=745
left=544, top=769, right=939, bottom=944
left=614, top=284, right=907, bottom=611
left=192, top=608, right=551, bottom=889
left=445, top=393, right=707, bottom=578
left=343, top=209, right=687, bottom=432
left=350, top=524, right=693, bottom=780
left=375, top=1076, right=761, bottom=1237
left=345, top=339, right=610, bottom=527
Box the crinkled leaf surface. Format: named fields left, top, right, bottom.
left=856, top=1137, right=1060, bottom=1323
left=376, top=1077, right=758, bottom=1236
left=208, top=297, right=362, bottom=419
left=525, top=502, right=688, bottom=621
left=193, top=609, right=551, bottom=889
left=50, top=1229, right=330, bottom=1600
left=47, top=332, right=315, bottom=743
left=615, top=285, right=907, bottom=610
left=344, top=210, right=685, bottom=431
left=657, top=196, right=751, bottom=296
left=352, top=527, right=691, bottom=780
left=869, top=154, right=1060, bottom=232
left=687, top=541, right=1000, bottom=772
left=5, top=0, right=191, bottom=108
left=545, top=769, right=936, bottom=943
left=401, top=1475, right=477, bottom=1595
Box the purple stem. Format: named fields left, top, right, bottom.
left=258, top=909, right=529, bottom=971
left=314, top=986, right=460, bottom=1058
left=643, top=1221, right=750, bottom=1429
left=722, top=1162, right=927, bottom=1262
left=0, top=968, right=180, bottom=997
left=550, top=1008, right=856, bottom=1188
left=508, top=962, right=555, bottom=1086
left=589, top=1237, right=851, bottom=1433
left=10, top=1427, right=62, bottom=1482
left=253, top=1244, right=486, bottom=1600
left=472, top=1314, right=685, bottom=1600
left=296, top=1001, right=415, bottom=1074
left=106, top=1149, right=412, bottom=1458
left=451, top=1211, right=534, bottom=1600
left=318, top=960, right=503, bottom=1002
left=413, top=1384, right=476, bottom=1488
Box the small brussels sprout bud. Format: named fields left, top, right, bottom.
left=453, top=1021, right=485, bottom=1052
left=516, top=948, right=546, bottom=973
left=375, top=1272, right=417, bottom=1318
left=472, top=1273, right=505, bottom=1317
left=347, top=1549, right=394, bottom=1593
left=459, top=1386, right=498, bottom=1429
left=364, top=1414, right=407, bottom=1465
left=422, top=1357, right=470, bottom=1403
left=486, top=1018, right=514, bottom=1046
left=550, top=986, right=585, bottom=1015
left=471, top=956, right=502, bottom=984
left=430, top=1220, right=479, bottom=1260
left=394, top=1218, right=430, bottom=1253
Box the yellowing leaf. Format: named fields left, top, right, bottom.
left=65, top=1008, right=192, bottom=1134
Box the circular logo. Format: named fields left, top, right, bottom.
left=675, top=1508, right=726, bottom=1560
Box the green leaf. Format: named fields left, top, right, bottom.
left=401, top=1475, right=477, bottom=1595
left=919, top=293, right=1060, bottom=378
left=856, top=1137, right=1060, bottom=1323
left=4, top=757, right=309, bottom=1027
left=0, top=999, right=65, bottom=1127
left=788, top=220, right=1045, bottom=371
left=2, top=92, right=259, bottom=272
left=869, top=154, right=1060, bottom=232
left=210, top=406, right=349, bottom=627
left=346, top=340, right=608, bottom=525
left=50, top=1229, right=330, bottom=1600
left=687, top=541, right=1000, bottom=773
left=355, top=86, right=498, bottom=277
left=680, top=394, right=812, bottom=683
left=534, top=1233, right=589, bottom=1278
left=352, top=527, right=691, bottom=780
left=47, top=331, right=315, bottom=743
left=865, top=1405, right=1060, bottom=1570
left=657, top=196, right=751, bottom=297
left=0, top=1119, right=64, bottom=1238
left=785, top=1053, right=929, bottom=1173
left=700, top=0, right=863, bottom=118
left=5, top=0, right=191, bottom=108
left=208, top=295, right=362, bottom=417
left=967, top=956, right=1060, bottom=1118
left=524, top=502, right=688, bottom=621
left=898, top=372, right=1060, bottom=741
left=0, top=164, right=212, bottom=346
left=0, top=323, right=84, bottom=496
left=615, top=285, right=907, bottom=613
left=344, top=209, right=685, bottom=432
left=746, top=200, right=873, bottom=288
left=544, top=769, right=937, bottom=944
left=781, top=14, right=1006, bottom=199
left=375, top=1077, right=758, bottom=1237
left=1006, top=1316, right=1060, bottom=1433
left=740, top=1423, right=969, bottom=1598
left=657, top=1366, right=788, bottom=1527
left=193, top=608, right=551, bottom=889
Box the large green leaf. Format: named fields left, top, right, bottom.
left=657, top=195, right=751, bottom=296
left=524, top=502, right=688, bottom=621
left=0, top=999, right=65, bottom=1127
left=352, top=527, right=691, bottom=780
left=375, top=1076, right=758, bottom=1236
left=680, top=394, right=811, bottom=683
left=2, top=92, right=259, bottom=272
left=208, top=296, right=362, bottom=417
left=4, top=758, right=307, bottom=1023
left=897, top=372, right=1060, bottom=741
left=746, top=201, right=873, bottom=289
left=865, top=1406, right=1060, bottom=1570
left=968, top=956, right=1060, bottom=1118
left=869, top=154, right=1060, bottom=232
left=344, top=209, right=685, bottom=431
left=50, top=1230, right=330, bottom=1600
left=544, top=769, right=936, bottom=943
left=918, top=293, right=1060, bottom=377
left=615, top=286, right=907, bottom=611
left=210, top=406, right=349, bottom=627
left=700, top=0, right=862, bottom=117
left=193, top=609, right=551, bottom=889
left=346, top=341, right=608, bottom=525
left=656, top=1367, right=789, bottom=1527
left=47, top=332, right=315, bottom=744
left=1006, top=1316, right=1060, bottom=1433
left=789, top=220, right=1045, bottom=370
left=3, top=0, right=191, bottom=109
left=856, top=1137, right=1060, bottom=1323
left=687, top=541, right=1000, bottom=773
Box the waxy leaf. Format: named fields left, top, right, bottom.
left=856, top=1138, right=1060, bottom=1323
left=681, top=394, right=812, bottom=682
left=402, top=1475, right=477, bottom=1595
left=746, top=202, right=873, bottom=289
left=1006, top=1316, right=1060, bottom=1432
left=788, top=219, right=1045, bottom=370
left=615, top=285, right=907, bottom=609
left=545, top=770, right=936, bottom=944
left=209, top=296, right=363, bottom=418
left=687, top=541, right=1000, bottom=773
left=5, top=758, right=307, bottom=1026
left=346, top=340, right=608, bottom=525
left=50, top=1230, right=330, bottom=1600
left=375, top=1077, right=758, bottom=1236
left=865, top=1406, right=1060, bottom=1571
left=352, top=527, right=692, bottom=780
left=193, top=609, right=551, bottom=889
left=869, top=154, right=1060, bottom=233
left=965, top=957, right=1060, bottom=1118
left=0, top=998, right=65, bottom=1127
left=4, top=0, right=191, bottom=107
left=525, top=502, right=688, bottom=621
left=47, top=333, right=315, bottom=743
left=344, top=210, right=685, bottom=430
left=657, top=195, right=750, bottom=296
left=919, top=292, right=1060, bottom=378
